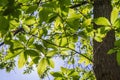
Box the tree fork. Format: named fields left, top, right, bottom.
left=93, top=0, right=120, bottom=80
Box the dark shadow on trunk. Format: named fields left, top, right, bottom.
left=93, top=0, right=120, bottom=80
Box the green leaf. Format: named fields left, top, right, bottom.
left=113, top=18, right=120, bottom=27
left=4, top=50, right=23, bottom=61
left=0, top=0, right=8, bottom=6
left=50, top=72, right=63, bottom=77
left=46, top=50, right=57, bottom=57
left=54, top=17, right=63, bottom=28
left=107, top=49, right=116, bottom=54
left=26, top=5, right=38, bottom=13
left=115, top=40, right=120, bottom=47
left=38, top=29, right=44, bottom=38
left=27, top=37, right=34, bottom=46
left=78, top=55, right=91, bottom=66
left=24, top=49, right=39, bottom=57
left=69, top=43, right=75, bottom=49
left=54, top=77, right=63, bottom=80
left=18, top=0, right=30, bottom=3
left=39, top=8, right=52, bottom=24
left=117, top=51, right=120, bottom=65
left=111, top=7, right=119, bottom=24
left=83, top=19, right=92, bottom=26
left=24, top=16, right=36, bottom=25
left=94, top=17, right=111, bottom=26
left=61, top=37, right=68, bottom=46
left=29, top=57, right=40, bottom=66
left=34, top=44, right=46, bottom=54
left=61, top=67, right=67, bottom=74
left=17, top=34, right=26, bottom=43
left=37, top=58, right=48, bottom=76
left=18, top=53, right=27, bottom=68
left=47, top=58, right=54, bottom=68
left=0, top=16, right=9, bottom=34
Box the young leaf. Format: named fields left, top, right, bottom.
left=60, top=37, right=68, bottom=46
left=18, top=53, right=27, bottom=68
left=37, top=58, right=48, bottom=76
left=111, top=7, right=119, bottom=25
left=113, top=18, right=120, bottom=27
left=94, top=17, right=111, bottom=26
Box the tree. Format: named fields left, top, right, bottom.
left=93, top=0, right=120, bottom=80
left=0, top=0, right=120, bottom=80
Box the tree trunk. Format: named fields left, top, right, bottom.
left=93, top=0, right=120, bottom=80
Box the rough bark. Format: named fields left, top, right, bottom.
left=93, top=0, right=120, bottom=80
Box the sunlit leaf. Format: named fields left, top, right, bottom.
left=37, top=58, right=48, bottom=76
left=113, top=18, right=120, bottom=28
left=83, top=19, right=92, bottom=26
left=38, top=29, right=44, bottom=38
left=47, top=58, right=55, bottom=68
left=4, top=50, right=23, bottom=61
left=24, top=16, right=36, bottom=25
left=18, top=53, right=27, bottom=68
left=46, top=50, right=57, bottom=57
left=78, top=55, right=91, bottom=66
left=94, top=17, right=111, bottom=26
left=69, top=43, right=75, bottom=49
left=54, top=17, right=63, bottom=28
left=60, top=37, right=68, bottom=46
left=29, top=57, right=40, bottom=66
left=17, top=34, right=26, bottom=43
left=111, top=7, right=119, bottom=24
left=50, top=72, right=63, bottom=77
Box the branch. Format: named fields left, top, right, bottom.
left=43, top=40, right=93, bottom=62
left=0, top=27, right=24, bottom=46
left=25, top=32, right=93, bottom=63
left=70, top=1, right=89, bottom=8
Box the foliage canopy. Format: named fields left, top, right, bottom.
left=0, top=0, right=120, bottom=79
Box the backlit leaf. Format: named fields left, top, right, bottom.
left=25, top=16, right=36, bottom=25
left=18, top=53, right=27, bottom=68
left=4, top=50, right=23, bottom=61
left=111, top=7, right=119, bottom=24
left=47, top=58, right=54, bottom=68
left=94, top=17, right=111, bottom=26
left=37, top=58, right=48, bottom=76
left=50, top=72, right=63, bottom=77
left=46, top=50, right=57, bottom=57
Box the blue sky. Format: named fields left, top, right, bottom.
left=0, top=57, right=64, bottom=80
